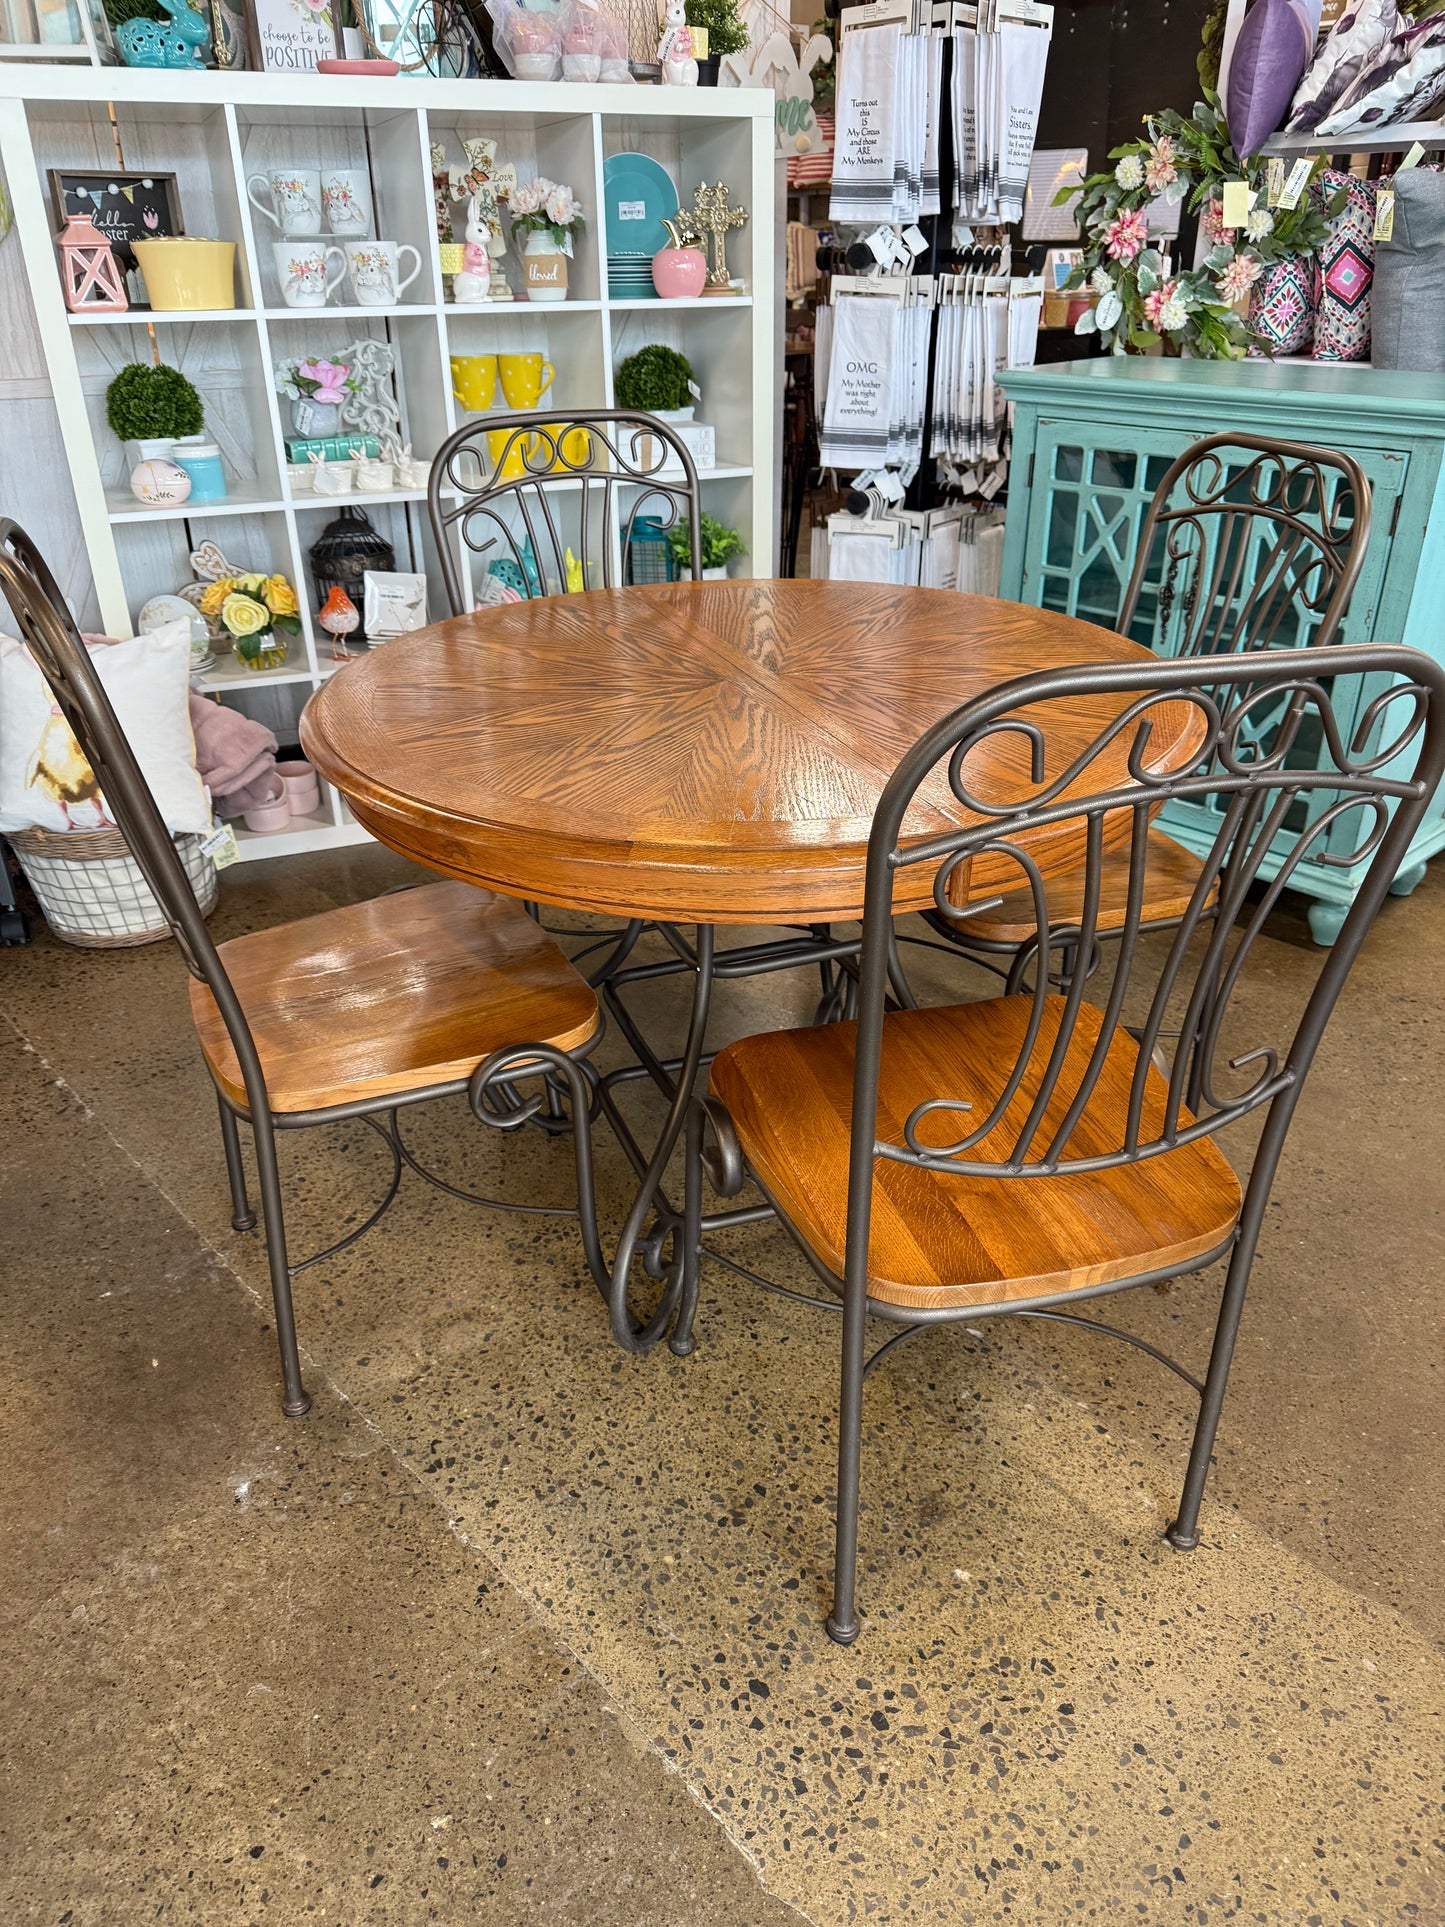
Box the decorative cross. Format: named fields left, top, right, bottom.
left=688, top=182, right=749, bottom=291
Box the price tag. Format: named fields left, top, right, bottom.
left=1400, top=141, right=1426, bottom=172
left=202, top=823, right=239, bottom=870
left=1278, top=159, right=1314, bottom=210
left=1220, top=179, right=1253, bottom=230
left=1265, top=158, right=1285, bottom=208
left=617, top=200, right=646, bottom=221
left=1374, top=189, right=1395, bottom=243
left=686, top=378, right=702, bottom=399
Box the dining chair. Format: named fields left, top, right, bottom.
left=679, top=642, right=1445, bottom=1641
left=0, top=520, right=602, bottom=1419
left=927, top=433, right=1374, bottom=990
left=427, top=408, right=702, bottom=612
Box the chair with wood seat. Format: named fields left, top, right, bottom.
left=928, top=433, right=1373, bottom=989
left=427, top=408, right=702, bottom=610
left=0, top=520, right=601, bottom=1419
left=680, top=643, right=1445, bottom=1643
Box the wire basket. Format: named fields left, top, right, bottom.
left=9, top=825, right=218, bottom=949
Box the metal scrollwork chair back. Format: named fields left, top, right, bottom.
left=428, top=409, right=703, bottom=615
left=683, top=643, right=1445, bottom=1641
left=0, top=519, right=603, bottom=1423
left=929, top=433, right=1375, bottom=987
left=1120, top=431, right=1371, bottom=664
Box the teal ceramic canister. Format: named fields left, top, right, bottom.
left=172, top=441, right=227, bottom=503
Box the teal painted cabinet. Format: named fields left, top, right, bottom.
left=997, top=357, right=1445, bottom=943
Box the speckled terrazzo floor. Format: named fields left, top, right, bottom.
left=2, top=845, right=1443, bottom=1925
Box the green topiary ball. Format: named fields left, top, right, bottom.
left=615, top=343, right=696, bottom=413
left=105, top=362, right=204, bottom=444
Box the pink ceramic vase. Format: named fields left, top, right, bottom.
left=652, top=245, right=708, bottom=299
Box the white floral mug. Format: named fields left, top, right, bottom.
left=247, top=168, right=324, bottom=239
left=272, top=240, right=345, bottom=309
left=321, top=168, right=373, bottom=237
left=338, top=238, right=422, bottom=306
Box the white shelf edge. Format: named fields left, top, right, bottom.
left=607, top=295, right=753, bottom=309
left=70, top=307, right=256, bottom=326
left=0, top=68, right=776, bottom=118
left=231, top=816, right=371, bottom=862
left=108, top=492, right=287, bottom=523
left=196, top=663, right=315, bottom=691
left=444, top=299, right=602, bottom=313
left=262, top=303, right=441, bottom=321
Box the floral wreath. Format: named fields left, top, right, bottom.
left=1063, top=91, right=1339, bottom=360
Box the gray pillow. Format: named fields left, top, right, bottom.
left=1372, top=169, right=1445, bottom=372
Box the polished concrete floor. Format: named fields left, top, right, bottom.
left=2, top=845, right=1443, bottom=1925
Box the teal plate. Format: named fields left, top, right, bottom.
left=603, top=151, right=679, bottom=257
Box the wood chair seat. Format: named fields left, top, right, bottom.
left=709, top=995, right=1242, bottom=1311
left=190, top=880, right=599, bottom=1114
left=957, top=829, right=1215, bottom=947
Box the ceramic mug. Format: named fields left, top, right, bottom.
left=272, top=239, right=345, bottom=309
left=497, top=352, right=555, bottom=409
left=486, top=426, right=539, bottom=482
left=338, top=238, right=422, bottom=306
left=450, top=353, right=498, bottom=413
left=321, top=167, right=373, bottom=237
left=548, top=424, right=591, bottom=471
left=247, top=168, right=324, bottom=238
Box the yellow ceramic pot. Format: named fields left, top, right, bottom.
left=132, top=239, right=237, bottom=311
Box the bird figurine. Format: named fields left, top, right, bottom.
left=317, top=584, right=360, bottom=660
left=26, top=705, right=112, bottom=828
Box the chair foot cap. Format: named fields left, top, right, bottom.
left=669, top=1335, right=696, bottom=1357
left=825, top=1612, right=860, bottom=1646
left=232, top=1213, right=257, bottom=1233
left=283, top=1392, right=313, bottom=1419
left=1164, top=1522, right=1200, bottom=1551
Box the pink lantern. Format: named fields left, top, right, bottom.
left=55, top=211, right=128, bottom=314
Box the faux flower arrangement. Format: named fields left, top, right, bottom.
left=199, top=571, right=301, bottom=670
left=1062, top=92, right=1338, bottom=359
left=509, top=179, right=584, bottom=257
left=273, top=357, right=359, bottom=407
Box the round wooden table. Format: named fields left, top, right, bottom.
left=301, top=580, right=1200, bottom=925
left=302, top=578, right=1202, bottom=1356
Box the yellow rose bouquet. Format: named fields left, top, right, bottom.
left=199, top=571, right=302, bottom=670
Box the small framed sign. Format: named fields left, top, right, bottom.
left=247, top=0, right=338, bottom=72
left=48, top=170, right=184, bottom=274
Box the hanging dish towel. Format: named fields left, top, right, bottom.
left=819, top=292, right=896, bottom=469
left=997, top=17, right=1050, bottom=223
left=830, top=22, right=901, bottom=223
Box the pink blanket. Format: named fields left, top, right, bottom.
left=188, top=692, right=279, bottom=818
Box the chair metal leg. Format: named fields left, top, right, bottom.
left=670, top=1098, right=705, bottom=1357
left=826, top=1282, right=869, bottom=1645
left=250, top=1109, right=312, bottom=1419
left=216, top=1092, right=256, bottom=1232
left=1166, top=1237, right=1255, bottom=1551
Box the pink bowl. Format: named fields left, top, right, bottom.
left=652, top=246, right=708, bottom=300
left=243, top=782, right=292, bottom=834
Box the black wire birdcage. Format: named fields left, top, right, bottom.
left=308, top=507, right=395, bottom=644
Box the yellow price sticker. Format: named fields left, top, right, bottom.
left=1220, top=180, right=1254, bottom=230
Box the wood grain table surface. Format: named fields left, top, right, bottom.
left=301, top=580, right=1200, bottom=925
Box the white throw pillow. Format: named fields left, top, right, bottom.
left=0, top=626, right=210, bottom=835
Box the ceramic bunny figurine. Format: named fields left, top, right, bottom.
left=115, top=0, right=209, bottom=67
left=452, top=193, right=492, bottom=304
left=657, top=0, right=698, bottom=85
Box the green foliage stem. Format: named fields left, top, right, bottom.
left=685, top=0, right=749, bottom=57
left=667, top=512, right=745, bottom=571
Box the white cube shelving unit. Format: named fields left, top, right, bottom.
left=0, top=67, right=776, bottom=862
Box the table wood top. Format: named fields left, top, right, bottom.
left=301, top=580, right=1199, bottom=924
